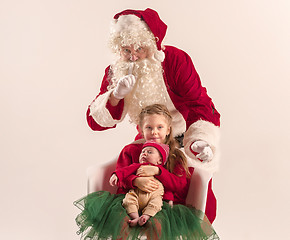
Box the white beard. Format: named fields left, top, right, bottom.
left=109, top=58, right=167, bottom=124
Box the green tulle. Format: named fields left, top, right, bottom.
left=74, top=191, right=219, bottom=240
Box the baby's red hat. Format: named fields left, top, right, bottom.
left=142, top=140, right=169, bottom=164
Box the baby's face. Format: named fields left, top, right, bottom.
left=139, top=146, right=162, bottom=165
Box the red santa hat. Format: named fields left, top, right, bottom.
left=114, top=8, right=167, bottom=51
left=142, top=140, right=169, bottom=165
left=111, top=8, right=167, bottom=62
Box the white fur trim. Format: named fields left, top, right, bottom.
left=183, top=120, right=220, bottom=173
left=112, top=15, right=148, bottom=35
left=89, top=90, right=127, bottom=127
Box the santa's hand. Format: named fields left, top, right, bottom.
left=191, top=140, right=213, bottom=162
left=109, top=174, right=118, bottom=186
left=112, top=74, right=136, bottom=99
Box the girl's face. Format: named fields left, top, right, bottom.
left=140, top=114, right=170, bottom=143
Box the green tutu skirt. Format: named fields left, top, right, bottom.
left=74, top=191, right=219, bottom=240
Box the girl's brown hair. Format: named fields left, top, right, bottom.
left=138, top=104, right=190, bottom=178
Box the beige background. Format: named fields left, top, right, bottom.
left=1, top=0, right=289, bottom=239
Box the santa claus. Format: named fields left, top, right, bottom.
left=86, top=8, right=221, bottom=223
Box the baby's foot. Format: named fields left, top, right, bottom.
left=138, top=215, right=150, bottom=226
left=128, top=217, right=139, bottom=227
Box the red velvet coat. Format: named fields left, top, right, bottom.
left=87, top=45, right=220, bottom=132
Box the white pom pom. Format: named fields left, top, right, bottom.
left=154, top=50, right=165, bottom=62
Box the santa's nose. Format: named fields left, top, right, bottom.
left=130, top=54, right=138, bottom=62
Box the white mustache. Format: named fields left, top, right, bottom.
left=128, top=62, right=134, bottom=74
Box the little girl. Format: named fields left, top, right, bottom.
left=74, top=104, right=219, bottom=240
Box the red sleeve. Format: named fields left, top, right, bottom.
left=163, top=191, right=174, bottom=201
left=86, top=66, right=125, bottom=131
left=115, top=143, right=143, bottom=191
left=123, top=174, right=138, bottom=189
left=163, top=46, right=220, bottom=128
left=113, top=163, right=141, bottom=187
left=115, top=144, right=141, bottom=169
left=155, top=164, right=188, bottom=193
left=156, top=164, right=194, bottom=205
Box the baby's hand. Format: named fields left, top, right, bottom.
left=137, top=165, right=160, bottom=177
left=109, top=174, right=118, bottom=186
left=168, top=200, right=173, bottom=208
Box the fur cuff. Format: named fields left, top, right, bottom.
left=183, top=120, right=221, bottom=173
left=89, top=90, right=126, bottom=127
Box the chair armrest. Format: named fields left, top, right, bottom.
left=185, top=167, right=212, bottom=212
left=87, top=157, right=118, bottom=194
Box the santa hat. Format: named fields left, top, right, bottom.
left=142, top=140, right=169, bottom=165
left=111, top=8, right=167, bottom=62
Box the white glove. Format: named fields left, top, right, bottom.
left=191, top=140, right=213, bottom=162
left=112, top=74, right=136, bottom=99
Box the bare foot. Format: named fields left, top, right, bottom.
left=128, top=212, right=139, bottom=227
left=128, top=217, right=139, bottom=227
left=138, top=215, right=150, bottom=226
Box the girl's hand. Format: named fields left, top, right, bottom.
left=136, top=165, right=160, bottom=177
left=133, top=177, right=159, bottom=193
left=109, top=174, right=118, bottom=186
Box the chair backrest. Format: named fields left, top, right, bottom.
left=87, top=157, right=212, bottom=213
